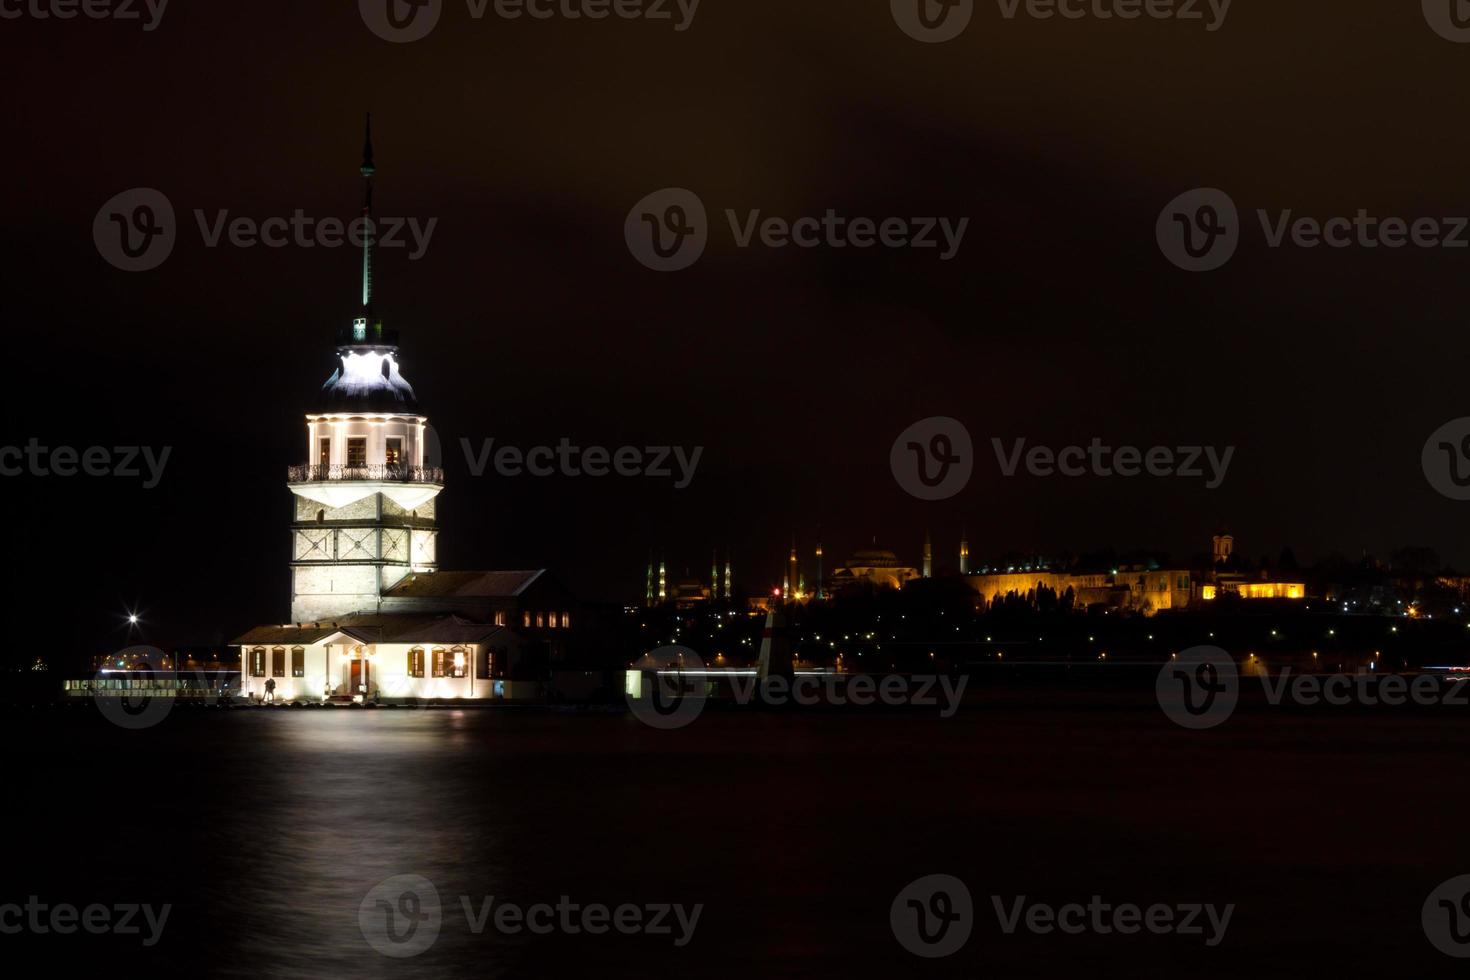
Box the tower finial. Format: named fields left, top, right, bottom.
left=359, top=112, right=376, bottom=318
left=361, top=112, right=375, bottom=176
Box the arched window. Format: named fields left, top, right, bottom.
left=431, top=648, right=447, bottom=678
left=291, top=647, right=305, bottom=677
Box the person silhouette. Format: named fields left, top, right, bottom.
left=264, top=676, right=276, bottom=704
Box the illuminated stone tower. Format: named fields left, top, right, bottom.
left=959, top=526, right=970, bottom=575
left=723, top=555, right=732, bottom=599
left=922, top=529, right=933, bottom=578
left=287, top=116, right=442, bottom=623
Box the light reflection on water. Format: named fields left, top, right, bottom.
left=211, top=711, right=514, bottom=979
left=16, top=699, right=1470, bottom=978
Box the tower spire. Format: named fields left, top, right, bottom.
left=359, top=112, right=377, bottom=319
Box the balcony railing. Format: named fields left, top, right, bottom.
left=288, top=464, right=443, bottom=484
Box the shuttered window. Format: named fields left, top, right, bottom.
left=291, top=647, right=305, bottom=677
left=250, top=648, right=266, bottom=677
left=408, top=648, right=424, bottom=678
left=432, top=648, right=446, bottom=678
left=271, top=648, right=286, bottom=677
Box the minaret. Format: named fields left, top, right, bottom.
left=658, top=555, right=667, bottom=602
left=959, top=525, right=970, bottom=575
left=645, top=554, right=654, bottom=606
left=922, top=529, right=933, bottom=579
left=815, top=531, right=824, bottom=600
left=288, top=117, right=440, bottom=623
left=711, top=549, right=719, bottom=601
left=723, top=555, right=732, bottom=599
left=788, top=537, right=799, bottom=600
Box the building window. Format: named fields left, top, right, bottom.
left=271, top=648, right=286, bottom=677
left=449, top=647, right=468, bottom=678
left=408, top=648, right=424, bottom=678
left=536, top=612, right=545, bottom=629
left=385, top=437, right=403, bottom=467
left=523, top=611, right=531, bottom=628
left=250, top=648, right=266, bottom=677
left=291, top=647, right=305, bottom=677
left=494, top=610, right=505, bottom=627
left=560, top=612, right=571, bottom=629
left=318, top=438, right=331, bottom=466
left=432, top=648, right=446, bottom=678
left=347, top=437, right=367, bottom=467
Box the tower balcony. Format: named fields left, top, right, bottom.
left=287, top=464, right=443, bottom=484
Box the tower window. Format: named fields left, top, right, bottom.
left=385, top=437, right=403, bottom=466
left=347, top=438, right=367, bottom=467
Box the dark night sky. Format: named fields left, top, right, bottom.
left=8, top=1, right=1470, bottom=656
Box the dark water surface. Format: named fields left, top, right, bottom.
left=6, top=695, right=1470, bottom=977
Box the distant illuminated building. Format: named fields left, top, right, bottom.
left=827, top=544, right=921, bottom=592
left=959, top=526, right=970, bottom=575
left=922, top=529, right=933, bottom=579
left=1213, top=532, right=1234, bottom=564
